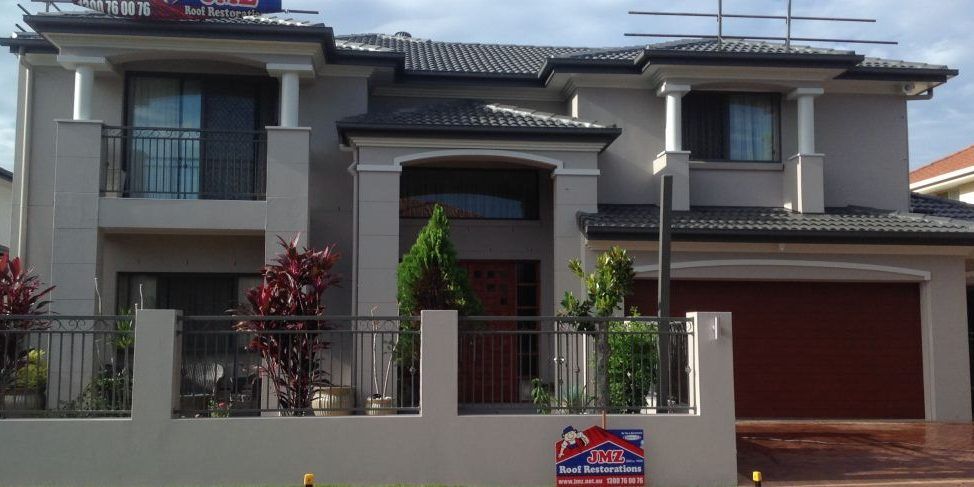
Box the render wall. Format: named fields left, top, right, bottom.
left=573, top=87, right=911, bottom=211
left=591, top=242, right=974, bottom=422
left=99, top=234, right=264, bottom=313
left=0, top=310, right=739, bottom=487
left=304, top=75, right=369, bottom=315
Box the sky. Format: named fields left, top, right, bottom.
left=0, top=0, right=971, bottom=170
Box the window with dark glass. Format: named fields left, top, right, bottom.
left=124, top=74, right=276, bottom=200
left=400, top=168, right=540, bottom=220
left=682, top=92, right=780, bottom=162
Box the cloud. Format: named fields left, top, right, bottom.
left=0, top=0, right=968, bottom=170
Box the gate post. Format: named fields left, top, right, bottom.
left=132, top=309, right=181, bottom=421
left=420, top=310, right=458, bottom=419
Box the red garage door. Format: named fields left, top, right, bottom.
left=630, top=280, right=925, bottom=419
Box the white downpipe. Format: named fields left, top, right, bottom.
left=15, top=61, right=32, bottom=258
left=73, top=65, right=94, bottom=121
left=280, top=71, right=300, bottom=128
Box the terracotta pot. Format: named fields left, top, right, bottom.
left=311, top=386, right=355, bottom=416
left=365, top=396, right=395, bottom=416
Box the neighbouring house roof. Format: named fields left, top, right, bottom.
left=336, top=100, right=622, bottom=147
left=577, top=199, right=974, bottom=245
left=909, top=193, right=974, bottom=221
left=2, top=12, right=957, bottom=84
left=910, top=144, right=974, bottom=187
left=0, top=167, right=12, bottom=183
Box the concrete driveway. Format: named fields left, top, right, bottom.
left=737, top=421, right=974, bottom=486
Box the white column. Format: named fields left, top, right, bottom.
left=267, top=63, right=313, bottom=128
left=788, top=87, right=824, bottom=155
left=657, top=82, right=692, bottom=152
left=279, top=71, right=300, bottom=128
left=73, top=65, right=94, bottom=121
left=58, top=56, right=109, bottom=121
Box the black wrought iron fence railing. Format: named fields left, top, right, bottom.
left=176, top=316, right=420, bottom=418
left=0, top=316, right=136, bottom=418
left=101, top=126, right=267, bottom=201
left=457, top=316, right=695, bottom=415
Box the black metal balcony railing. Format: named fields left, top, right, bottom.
left=101, top=127, right=267, bottom=200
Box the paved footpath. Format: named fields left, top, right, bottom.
left=736, top=421, right=974, bottom=486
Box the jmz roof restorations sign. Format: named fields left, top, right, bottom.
left=72, top=0, right=283, bottom=20
left=556, top=426, right=645, bottom=486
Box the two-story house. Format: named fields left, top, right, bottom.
left=2, top=10, right=972, bottom=422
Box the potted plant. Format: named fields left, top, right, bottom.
left=0, top=255, right=54, bottom=415
left=365, top=310, right=400, bottom=416
left=235, top=236, right=342, bottom=417
left=1, top=349, right=47, bottom=412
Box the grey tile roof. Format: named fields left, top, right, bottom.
left=644, top=38, right=854, bottom=56
left=578, top=203, right=974, bottom=244
left=13, top=13, right=954, bottom=79
left=335, top=34, right=951, bottom=76
left=338, top=100, right=616, bottom=132
left=336, top=33, right=588, bottom=75
left=910, top=193, right=974, bottom=221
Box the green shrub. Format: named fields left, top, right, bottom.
left=13, top=349, right=47, bottom=389
left=397, top=205, right=482, bottom=317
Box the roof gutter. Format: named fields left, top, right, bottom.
left=338, top=124, right=623, bottom=151
left=582, top=227, right=974, bottom=246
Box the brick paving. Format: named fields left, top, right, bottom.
left=737, top=421, right=974, bottom=486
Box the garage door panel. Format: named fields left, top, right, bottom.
left=630, top=280, right=924, bottom=419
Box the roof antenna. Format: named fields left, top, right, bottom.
left=15, top=24, right=27, bottom=32
left=17, top=4, right=31, bottom=15
left=627, top=0, right=896, bottom=48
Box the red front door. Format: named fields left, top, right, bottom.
left=457, top=261, right=538, bottom=405
left=458, top=261, right=518, bottom=404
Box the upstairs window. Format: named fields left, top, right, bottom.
left=400, top=168, right=540, bottom=220
left=682, top=92, right=781, bottom=162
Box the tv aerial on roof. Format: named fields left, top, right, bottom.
left=625, top=0, right=897, bottom=48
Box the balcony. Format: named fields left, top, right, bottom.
left=97, top=126, right=269, bottom=234
left=101, top=126, right=267, bottom=201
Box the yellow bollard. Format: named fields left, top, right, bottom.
left=303, top=473, right=315, bottom=487
left=752, top=471, right=763, bottom=487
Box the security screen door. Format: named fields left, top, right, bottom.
left=126, top=75, right=273, bottom=199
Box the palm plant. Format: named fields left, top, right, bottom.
left=234, top=237, right=341, bottom=416
left=0, top=255, right=54, bottom=393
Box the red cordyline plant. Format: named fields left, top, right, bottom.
left=0, top=255, right=54, bottom=389
left=234, top=237, right=341, bottom=416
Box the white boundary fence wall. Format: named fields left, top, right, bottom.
left=0, top=310, right=736, bottom=487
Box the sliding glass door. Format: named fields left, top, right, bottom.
left=125, top=74, right=275, bottom=200
left=129, top=77, right=202, bottom=199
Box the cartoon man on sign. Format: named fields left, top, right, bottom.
left=557, top=426, right=590, bottom=459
